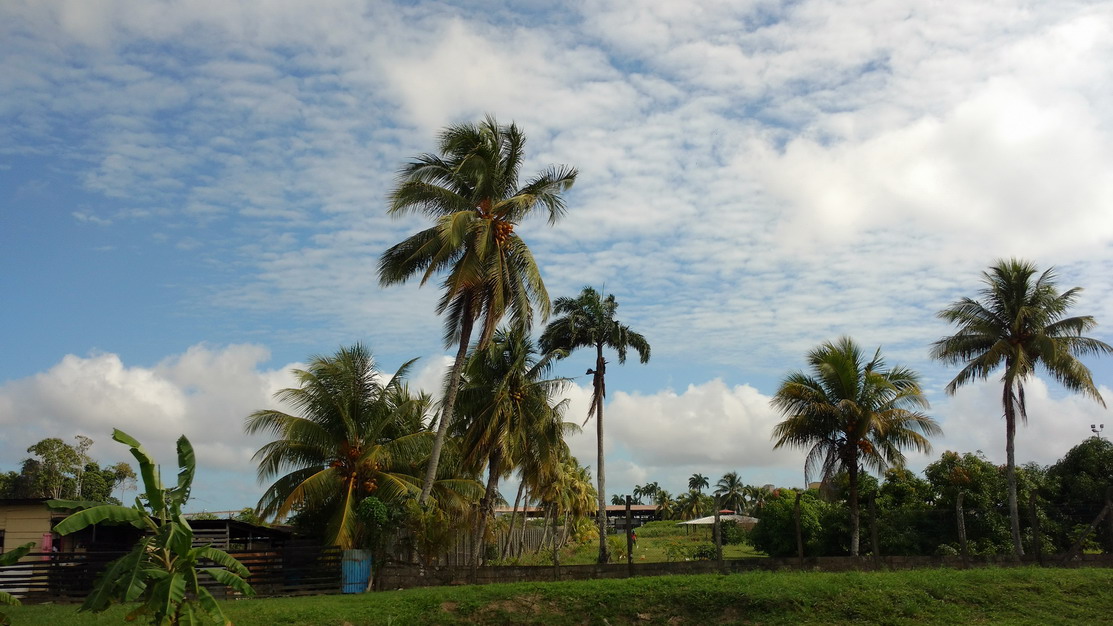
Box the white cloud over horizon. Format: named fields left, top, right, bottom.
left=2, top=345, right=1107, bottom=510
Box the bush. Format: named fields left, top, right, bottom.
left=750, top=490, right=825, bottom=557
left=691, top=544, right=717, bottom=560
left=607, top=536, right=628, bottom=562
left=663, top=540, right=695, bottom=561
left=721, top=521, right=747, bottom=545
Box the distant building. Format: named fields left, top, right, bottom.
left=493, top=504, right=661, bottom=531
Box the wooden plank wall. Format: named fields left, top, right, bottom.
left=0, top=546, right=342, bottom=603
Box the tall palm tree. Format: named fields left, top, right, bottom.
left=245, top=345, right=434, bottom=548
left=379, top=116, right=577, bottom=505
left=455, top=325, right=570, bottom=566
left=714, top=471, right=746, bottom=513
left=772, top=337, right=941, bottom=556
left=745, top=484, right=772, bottom=512
left=688, top=473, right=709, bottom=494
left=654, top=489, right=676, bottom=520
left=540, top=286, right=651, bottom=563
left=676, top=490, right=708, bottom=520
left=931, top=259, right=1112, bottom=556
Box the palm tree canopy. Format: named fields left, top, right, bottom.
left=688, top=473, right=709, bottom=493
left=455, top=325, right=573, bottom=478
left=715, top=471, right=746, bottom=512
left=539, top=286, right=651, bottom=368
left=245, top=345, right=460, bottom=548
left=771, top=337, right=941, bottom=486
left=930, top=258, right=1112, bottom=420
left=378, top=116, right=578, bottom=349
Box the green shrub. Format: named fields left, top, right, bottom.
left=691, top=544, right=717, bottom=560
left=607, top=536, right=628, bottom=562
left=721, top=521, right=747, bottom=545
left=663, top=540, right=694, bottom=561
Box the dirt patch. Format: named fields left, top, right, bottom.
left=475, top=593, right=564, bottom=621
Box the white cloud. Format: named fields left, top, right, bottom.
left=932, top=376, right=1113, bottom=468
left=0, top=345, right=299, bottom=506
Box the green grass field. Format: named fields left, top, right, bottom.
left=9, top=567, right=1113, bottom=625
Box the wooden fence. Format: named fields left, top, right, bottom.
left=0, top=545, right=342, bottom=603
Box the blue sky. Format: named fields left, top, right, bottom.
left=3, top=0, right=1113, bottom=513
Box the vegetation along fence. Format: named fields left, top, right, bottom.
left=0, top=545, right=342, bottom=603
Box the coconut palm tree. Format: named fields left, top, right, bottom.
left=745, top=484, right=772, bottom=512
left=455, top=325, right=571, bottom=566
left=654, top=489, right=676, bottom=520
left=772, top=337, right=941, bottom=556
left=639, top=481, right=661, bottom=501
left=714, top=471, right=746, bottom=514
left=688, top=473, right=709, bottom=494
left=931, top=259, right=1112, bottom=556
left=245, top=344, right=473, bottom=548
left=540, top=286, right=650, bottom=563
left=675, top=490, right=709, bottom=520
left=379, top=116, right=577, bottom=505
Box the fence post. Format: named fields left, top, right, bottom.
left=955, top=490, right=968, bottom=567
left=714, top=504, right=723, bottom=572
left=625, top=495, right=634, bottom=576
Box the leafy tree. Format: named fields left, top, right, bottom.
left=873, top=468, right=940, bottom=556
left=924, top=451, right=1012, bottom=555
left=24, top=437, right=81, bottom=498
left=1045, top=436, right=1113, bottom=553
left=379, top=116, right=577, bottom=506
left=772, top=337, right=941, bottom=556
left=749, top=489, right=825, bottom=557
left=51, top=429, right=253, bottom=625
left=0, top=471, right=18, bottom=498
left=4, top=437, right=134, bottom=501
left=246, top=344, right=468, bottom=548
left=540, top=286, right=651, bottom=563
left=931, top=259, right=1113, bottom=556
left=714, top=471, right=746, bottom=513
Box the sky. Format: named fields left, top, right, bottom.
left=3, top=0, right=1113, bottom=514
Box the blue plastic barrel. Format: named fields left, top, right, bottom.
left=341, top=549, right=373, bottom=593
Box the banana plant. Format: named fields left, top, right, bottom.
left=0, top=542, right=35, bottom=625
left=50, top=429, right=254, bottom=625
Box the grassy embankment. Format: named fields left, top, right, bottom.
left=10, top=567, right=1113, bottom=625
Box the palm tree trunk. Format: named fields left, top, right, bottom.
left=502, top=481, right=525, bottom=559
left=848, top=459, right=860, bottom=557
left=419, top=306, right=475, bottom=505
left=474, top=449, right=503, bottom=568
left=537, top=506, right=551, bottom=554
left=594, top=345, right=609, bottom=564
left=1004, top=388, right=1024, bottom=557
